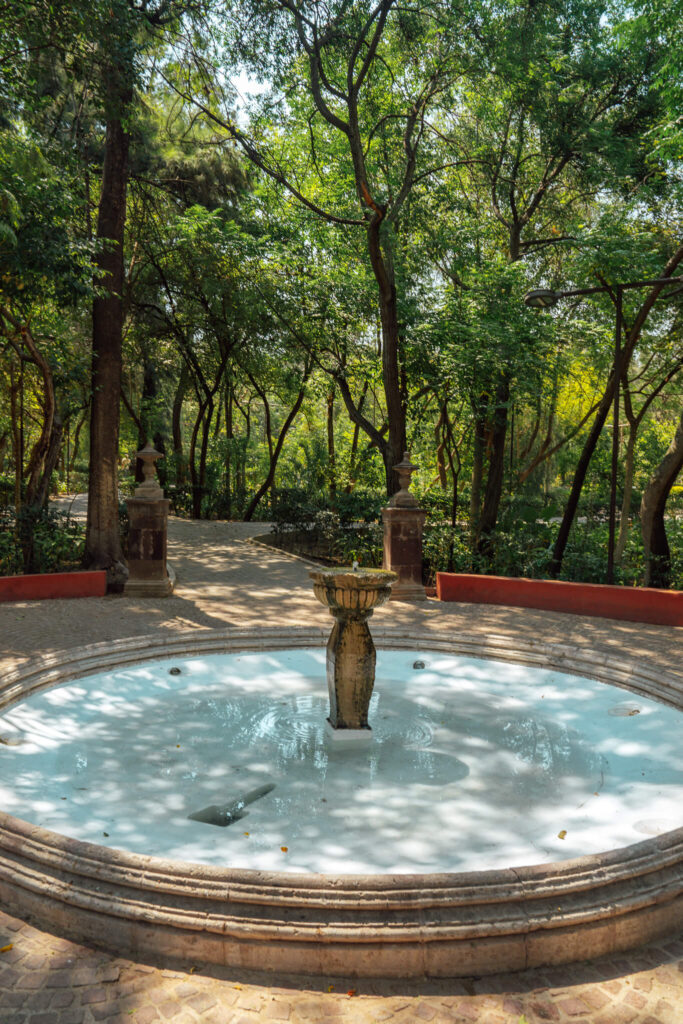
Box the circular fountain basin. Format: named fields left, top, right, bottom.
left=0, top=627, right=681, bottom=977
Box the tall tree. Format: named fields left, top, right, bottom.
left=84, top=0, right=204, bottom=581
left=641, top=409, right=683, bottom=588
left=84, top=19, right=134, bottom=580
left=425, top=0, right=669, bottom=552
left=180, top=0, right=463, bottom=493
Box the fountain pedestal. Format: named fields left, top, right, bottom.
left=310, top=569, right=396, bottom=736
left=382, top=453, right=426, bottom=602
left=125, top=443, right=173, bottom=598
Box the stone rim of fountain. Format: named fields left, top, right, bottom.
left=0, top=625, right=681, bottom=978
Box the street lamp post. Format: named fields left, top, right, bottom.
left=524, top=276, right=682, bottom=585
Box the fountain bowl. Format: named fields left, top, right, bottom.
left=0, top=626, right=681, bottom=978
left=309, top=567, right=397, bottom=614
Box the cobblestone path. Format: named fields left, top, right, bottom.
left=1, top=510, right=681, bottom=1022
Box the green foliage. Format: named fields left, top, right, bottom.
left=0, top=505, right=85, bottom=576
left=421, top=515, right=683, bottom=590
left=0, top=507, right=21, bottom=575
left=1, top=0, right=681, bottom=592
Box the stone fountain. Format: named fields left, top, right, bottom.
left=309, top=567, right=397, bottom=736
left=0, top=624, right=681, bottom=977
left=0, top=541, right=681, bottom=978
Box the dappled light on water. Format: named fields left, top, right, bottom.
left=0, top=649, right=680, bottom=874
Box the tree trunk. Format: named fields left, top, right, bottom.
left=70, top=409, right=87, bottom=474
left=615, top=426, right=637, bottom=564
left=198, top=400, right=213, bottom=515
left=443, top=402, right=461, bottom=529
left=224, top=383, right=233, bottom=518
left=188, top=402, right=207, bottom=519
left=478, top=377, right=510, bottom=554
left=435, top=403, right=448, bottom=490
left=327, top=386, right=337, bottom=504
left=548, top=380, right=616, bottom=578
left=243, top=383, right=308, bottom=521
left=172, top=362, right=189, bottom=484
left=33, top=411, right=63, bottom=508
left=640, top=409, right=683, bottom=588
left=469, top=413, right=486, bottom=541
left=617, top=358, right=683, bottom=565
left=20, top=325, right=55, bottom=508
left=84, top=95, right=131, bottom=586
left=366, top=215, right=406, bottom=494
left=345, top=382, right=368, bottom=493
left=9, top=360, right=21, bottom=511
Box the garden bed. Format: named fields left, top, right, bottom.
left=436, top=573, right=683, bottom=626
left=0, top=570, right=106, bottom=603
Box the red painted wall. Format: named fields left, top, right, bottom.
left=435, top=573, right=683, bottom=627
left=0, top=571, right=107, bottom=603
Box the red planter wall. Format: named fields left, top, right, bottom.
left=0, top=571, right=106, bottom=603
left=435, top=573, right=683, bottom=627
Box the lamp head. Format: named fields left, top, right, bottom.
left=524, top=289, right=560, bottom=309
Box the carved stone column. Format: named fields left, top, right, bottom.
left=310, top=568, right=396, bottom=737
left=382, top=452, right=426, bottom=601
left=124, top=442, right=173, bottom=598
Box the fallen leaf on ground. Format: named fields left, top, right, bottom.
left=0, top=944, right=13, bottom=953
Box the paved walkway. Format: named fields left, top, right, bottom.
left=1, top=512, right=682, bottom=1023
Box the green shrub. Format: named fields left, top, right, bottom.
left=1, top=505, right=85, bottom=576
left=270, top=489, right=320, bottom=532
left=334, top=489, right=385, bottom=525
left=333, top=523, right=383, bottom=568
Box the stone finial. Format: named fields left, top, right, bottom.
left=134, top=441, right=164, bottom=499
left=389, top=452, right=419, bottom=508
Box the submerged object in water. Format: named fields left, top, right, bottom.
left=188, top=782, right=276, bottom=827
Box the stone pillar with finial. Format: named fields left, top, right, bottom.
left=124, top=442, right=173, bottom=597
left=381, top=452, right=426, bottom=601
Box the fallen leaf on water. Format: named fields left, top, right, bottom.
left=103, top=832, right=109, bottom=837
left=243, top=832, right=250, bottom=837
left=0, top=944, right=13, bottom=953
left=558, top=830, right=567, bottom=840
left=281, top=846, right=288, bottom=852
